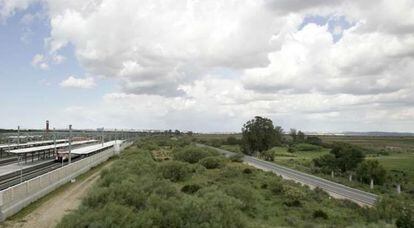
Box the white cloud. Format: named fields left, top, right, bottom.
left=3, top=0, right=414, bottom=131
left=60, top=76, right=96, bottom=89
left=31, top=54, right=49, bottom=70
left=0, top=0, right=37, bottom=21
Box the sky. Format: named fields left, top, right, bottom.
left=0, top=0, right=413, bottom=132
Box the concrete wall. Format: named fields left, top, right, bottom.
left=0, top=141, right=133, bottom=221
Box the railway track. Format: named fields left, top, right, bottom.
left=0, top=157, right=82, bottom=191
left=0, top=157, right=18, bottom=166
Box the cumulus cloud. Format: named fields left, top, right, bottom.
left=43, top=0, right=287, bottom=96
left=2, top=0, right=414, bottom=131
left=243, top=22, right=414, bottom=95
left=0, top=0, right=37, bottom=21
left=60, top=76, right=96, bottom=89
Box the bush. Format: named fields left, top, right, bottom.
left=306, top=136, right=323, bottom=146
left=158, top=160, right=191, bottom=182
left=313, top=209, right=328, bottom=220
left=283, top=186, right=305, bottom=207
left=230, top=153, right=244, bottom=162
left=221, top=166, right=242, bottom=178
left=261, top=149, right=275, bottom=161
left=181, top=184, right=202, bottom=194
left=225, top=184, right=256, bottom=211
left=58, top=203, right=137, bottom=228
left=181, top=190, right=246, bottom=227
left=226, top=136, right=241, bottom=145
left=295, top=143, right=321, bottom=152
left=173, top=146, right=218, bottom=164
left=268, top=179, right=284, bottom=194
left=243, top=168, right=253, bottom=174
left=209, top=139, right=224, bottom=147
left=199, top=156, right=224, bottom=169
left=311, top=187, right=329, bottom=202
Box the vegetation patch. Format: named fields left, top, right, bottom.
left=57, top=138, right=412, bottom=227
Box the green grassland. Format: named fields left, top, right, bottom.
left=57, top=138, right=400, bottom=227
left=319, top=135, right=414, bottom=153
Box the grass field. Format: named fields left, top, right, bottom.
left=319, top=135, right=414, bottom=152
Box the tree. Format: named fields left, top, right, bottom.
left=396, top=205, right=414, bottom=228
left=241, top=116, right=278, bottom=155
left=297, top=131, right=305, bottom=143
left=274, top=126, right=284, bottom=145
left=306, top=136, right=322, bottom=146
left=289, top=129, right=297, bottom=142
left=313, top=143, right=364, bottom=174
left=356, top=160, right=387, bottom=186
left=313, top=154, right=337, bottom=173
left=388, top=170, right=408, bottom=194
left=330, top=143, right=365, bottom=172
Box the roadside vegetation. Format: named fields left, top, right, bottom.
left=58, top=137, right=412, bottom=227
left=194, top=116, right=414, bottom=227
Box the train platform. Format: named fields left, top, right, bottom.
left=0, top=139, right=68, bottom=150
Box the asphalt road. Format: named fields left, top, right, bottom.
left=197, top=144, right=378, bottom=207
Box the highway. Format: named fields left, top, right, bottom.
left=197, top=144, right=378, bottom=207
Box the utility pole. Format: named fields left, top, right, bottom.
left=17, top=125, right=20, bottom=145
left=69, top=125, right=72, bottom=164
left=53, top=128, right=57, bottom=154
left=101, top=128, right=104, bottom=146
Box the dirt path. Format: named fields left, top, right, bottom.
left=4, top=161, right=113, bottom=228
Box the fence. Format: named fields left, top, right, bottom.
left=0, top=141, right=133, bottom=221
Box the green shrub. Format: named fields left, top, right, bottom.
left=295, top=143, right=321, bottom=152
left=190, top=163, right=207, bottom=174
left=311, top=187, right=329, bottom=202
left=173, top=146, right=218, bottom=163
left=230, top=153, right=244, bottom=162
left=57, top=203, right=137, bottom=228
left=225, top=184, right=257, bottom=211
left=396, top=207, right=414, bottom=228
left=261, top=149, right=275, bottom=161
left=181, top=184, right=202, bottom=194
left=226, top=136, right=241, bottom=145
left=199, top=156, right=224, bottom=169
left=313, top=209, right=328, bottom=219
left=268, top=179, right=284, bottom=194
left=243, top=168, right=253, bottom=174
left=182, top=190, right=246, bottom=227
left=283, top=186, right=305, bottom=207
left=221, top=166, right=242, bottom=178
left=158, top=160, right=191, bottom=182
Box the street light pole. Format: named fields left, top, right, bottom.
left=69, top=125, right=72, bottom=164
left=101, top=128, right=104, bottom=146
left=17, top=125, right=20, bottom=146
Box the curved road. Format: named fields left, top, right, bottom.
left=197, top=144, right=378, bottom=207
